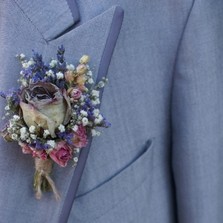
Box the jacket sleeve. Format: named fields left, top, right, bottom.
left=172, top=0, right=223, bottom=222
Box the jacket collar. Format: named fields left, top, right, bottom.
left=14, top=0, right=79, bottom=41
left=66, top=0, right=80, bottom=23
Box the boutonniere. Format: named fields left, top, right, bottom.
left=0, top=46, right=110, bottom=200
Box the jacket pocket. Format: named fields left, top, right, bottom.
left=68, top=138, right=155, bottom=222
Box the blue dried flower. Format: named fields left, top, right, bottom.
left=35, top=140, right=50, bottom=150
left=56, top=45, right=66, bottom=72
left=0, top=91, right=6, bottom=99
left=102, top=118, right=111, bottom=128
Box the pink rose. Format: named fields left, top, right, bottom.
left=49, top=141, right=72, bottom=167
left=69, top=88, right=82, bottom=100
left=32, top=150, right=48, bottom=160
left=19, top=142, right=33, bottom=154
left=72, top=125, right=88, bottom=148
left=19, top=142, right=48, bottom=160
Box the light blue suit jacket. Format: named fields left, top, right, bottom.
left=0, top=0, right=222, bottom=222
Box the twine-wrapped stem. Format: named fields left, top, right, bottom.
left=34, top=158, right=60, bottom=200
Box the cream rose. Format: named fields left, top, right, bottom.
left=20, top=82, right=71, bottom=138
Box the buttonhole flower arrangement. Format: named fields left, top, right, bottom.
left=0, top=46, right=110, bottom=200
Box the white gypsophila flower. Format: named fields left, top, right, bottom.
left=30, top=134, right=37, bottom=140
left=94, top=118, right=101, bottom=125
left=101, top=77, right=108, bottom=83
left=20, top=133, right=28, bottom=140
left=7, top=127, right=12, bottom=134
left=58, top=124, right=65, bottom=132
left=97, top=131, right=101, bottom=136
left=82, top=117, right=89, bottom=126
left=73, top=157, right=78, bottom=162
left=95, top=131, right=101, bottom=136
left=94, top=114, right=103, bottom=125
left=20, top=127, right=27, bottom=134
left=88, top=78, right=94, bottom=84
left=26, top=138, right=31, bottom=144
left=9, top=121, right=14, bottom=128
left=22, top=62, right=29, bottom=69
left=72, top=111, right=77, bottom=116
left=27, top=60, right=34, bottom=66
left=47, top=140, right=56, bottom=148
left=46, top=70, right=54, bottom=77
left=92, top=98, right=100, bottom=106
left=77, top=115, right=82, bottom=121
left=29, top=125, right=36, bottom=133
left=91, top=90, right=100, bottom=98
left=56, top=72, right=64, bottom=79
left=76, top=120, right=81, bottom=125
left=80, top=95, right=85, bottom=102
left=93, top=109, right=100, bottom=117
left=91, top=129, right=97, bottom=136
left=49, top=59, right=57, bottom=67
left=20, top=131, right=29, bottom=141
left=80, top=110, right=88, bottom=117
left=20, top=53, right=25, bottom=59
left=21, top=79, right=28, bottom=87
left=5, top=105, right=10, bottom=111
left=72, top=125, right=78, bottom=132
left=11, top=133, right=18, bottom=140
left=43, top=129, right=50, bottom=138
left=66, top=64, right=75, bottom=71
left=87, top=70, right=93, bottom=77
left=97, top=81, right=105, bottom=88
left=98, top=114, right=103, bottom=121
left=20, top=71, right=24, bottom=75
left=13, top=115, right=20, bottom=121
left=74, top=148, right=80, bottom=153
left=12, top=127, right=17, bottom=132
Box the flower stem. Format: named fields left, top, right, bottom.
left=33, top=158, right=60, bottom=200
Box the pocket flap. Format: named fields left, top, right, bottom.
left=68, top=138, right=155, bottom=222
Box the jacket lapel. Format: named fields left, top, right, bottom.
left=45, top=6, right=124, bottom=222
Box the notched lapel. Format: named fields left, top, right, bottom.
left=48, top=6, right=124, bottom=84
left=45, top=6, right=124, bottom=223
left=14, top=0, right=78, bottom=41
